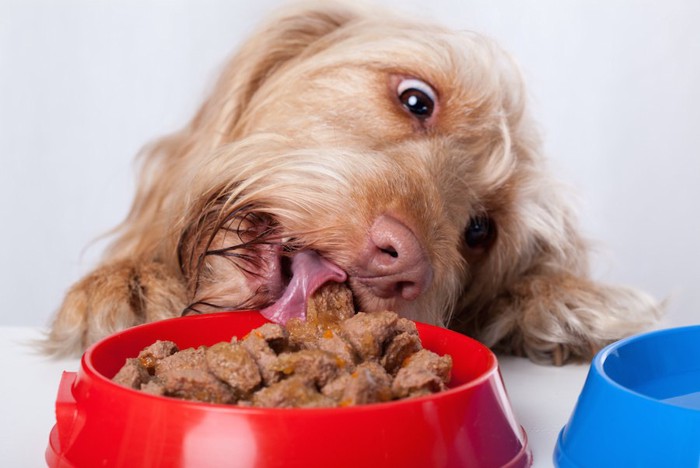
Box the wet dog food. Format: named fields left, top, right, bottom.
left=113, top=284, right=452, bottom=407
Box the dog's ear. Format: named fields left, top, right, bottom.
left=444, top=48, right=663, bottom=365
left=458, top=171, right=663, bottom=365
left=107, top=3, right=364, bottom=259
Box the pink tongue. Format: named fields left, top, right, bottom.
left=260, top=251, right=347, bottom=324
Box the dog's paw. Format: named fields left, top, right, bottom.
left=480, top=273, right=662, bottom=366
left=500, top=336, right=601, bottom=366
left=44, top=260, right=187, bottom=356
left=489, top=326, right=600, bottom=366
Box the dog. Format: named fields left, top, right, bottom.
left=46, top=2, right=660, bottom=365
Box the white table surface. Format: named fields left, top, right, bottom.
left=0, top=326, right=590, bottom=468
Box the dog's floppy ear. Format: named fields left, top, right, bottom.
left=108, top=3, right=363, bottom=259
left=460, top=171, right=663, bottom=365
left=444, top=49, right=662, bottom=365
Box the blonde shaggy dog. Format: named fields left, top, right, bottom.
left=47, top=3, right=660, bottom=364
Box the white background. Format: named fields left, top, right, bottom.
left=1, top=0, right=699, bottom=330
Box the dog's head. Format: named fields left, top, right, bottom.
left=115, top=3, right=657, bottom=363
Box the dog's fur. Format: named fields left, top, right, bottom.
left=46, top=3, right=660, bottom=364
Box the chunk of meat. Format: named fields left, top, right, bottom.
left=381, top=332, right=423, bottom=375
left=250, top=376, right=337, bottom=408
left=339, top=311, right=399, bottom=361
left=137, top=340, right=179, bottom=374
left=286, top=317, right=320, bottom=350
left=395, top=317, right=419, bottom=336
left=316, top=328, right=358, bottom=371
left=322, top=361, right=393, bottom=406
left=140, top=380, right=165, bottom=396
left=392, top=349, right=453, bottom=399
left=155, top=347, right=207, bottom=375
left=306, top=282, right=355, bottom=329
left=273, top=349, right=342, bottom=388
left=206, top=342, right=261, bottom=397
left=287, top=282, right=355, bottom=350
left=157, top=368, right=237, bottom=404
left=248, top=323, right=289, bottom=353
left=113, top=358, right=150, bottom=389
left=241, top=330, right=282, bottom=386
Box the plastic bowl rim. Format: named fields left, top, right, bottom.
left=593, top=324, right=700, bottom=412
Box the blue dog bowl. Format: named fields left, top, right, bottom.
left=554, top=325, right=700, bottom=467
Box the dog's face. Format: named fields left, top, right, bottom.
left=174, top=9, right=545, bottom=329
left=48, top=3, right=658, bottom=363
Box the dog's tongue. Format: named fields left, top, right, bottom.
left=260, top=250, right=347, bottom=324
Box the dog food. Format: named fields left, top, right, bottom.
left=113, top=284, right=452, bottom=407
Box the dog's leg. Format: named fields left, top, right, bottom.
left=45, top=259, right=187, bottom=356
left=478, top=273, right=661, bottom=365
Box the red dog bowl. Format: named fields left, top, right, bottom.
left=46, top=311, right=531, bottom=467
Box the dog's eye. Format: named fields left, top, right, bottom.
left=397, top=78, right=436, bottom=119
left=465, top=216, right=496, bottom=250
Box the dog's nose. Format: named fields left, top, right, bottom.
left=358, top=215, right=433, bottom=301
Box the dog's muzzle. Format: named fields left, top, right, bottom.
left=259, top=214, right=433, bottom=324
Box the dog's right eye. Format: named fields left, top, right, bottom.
left=465, top=216, right=496, bottom=250
left=397, top=78, right=436, bottom=119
